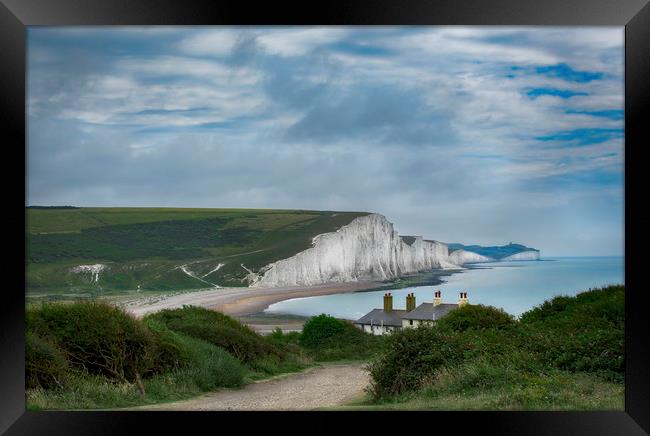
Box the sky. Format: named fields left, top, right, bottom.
left=27, top=26, right=624, bottom=256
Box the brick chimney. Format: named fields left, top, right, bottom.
left=458, top=291, right=469, bottom=307
left=433, top=290, right=442, bottom=306
left=383, top=292, right=393, bottom=313
left=406, top=293, right=416, bottom=312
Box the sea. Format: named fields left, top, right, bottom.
left=264, top=256, right=625, bottom=320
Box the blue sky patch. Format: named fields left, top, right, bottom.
left=527, top=88, right=588, bottom=99
left=536, top=128, right=623, bottom=146
left=535, top=63, right=603, bottom=83
left=328, top=41, right=393, bottom=57
left=565, top=109, right=623, bottom=120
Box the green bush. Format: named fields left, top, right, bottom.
left=170, top=334, right=245, bottom=390
left=27, top=301, right=158, bottom=386
left=264, top=328, right=309, bottom=366
left=143, top=319, right=190, bottom=373
left=26, top=335, right=245, bottom=410
left=145, top=306, right=282, bottom=364
left=367, top=326, right=465, bottom=398
left=300, top=314, right=347, bottom=348
left=520, top=286, right=624, bottom=326
left=436, top=304, right=515, bottom=332
left=519, top=295, right=574, bottom=323
left=299, top=314, right=383, bottom=361
left=25, top=331, right=69, bottom=390
left=425, top=356, right=528, bottom=397
left=519, top=285, right=624, bottom=381
left=268, top=328, right=302, bottom=346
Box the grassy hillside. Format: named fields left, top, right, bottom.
left=26, top=208, right=369, bottom=296
left=351, top=285, right=624, bottom=410
left=26, top=286, right=623, bottom=410
left=26, top=302, right=310, bottom=410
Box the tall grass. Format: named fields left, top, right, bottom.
left=353, top=359, right=623, bottom=411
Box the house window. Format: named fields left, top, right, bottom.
left=409, top=320, right=413, bottom=325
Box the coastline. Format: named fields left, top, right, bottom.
left=123, top=280, right=387, bottom=319
left=119, top=267, right=467, bottom=333
left=122, top=265, right=468, bottom=318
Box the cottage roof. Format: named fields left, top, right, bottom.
left=354, top=308, right=407, bottom=327
left=401, top=303, right=459, bottom=320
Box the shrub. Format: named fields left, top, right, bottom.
left=143, top=319, right=190, bottom=373
left=145, top=306, right=282, bottom=364
left=366, top=326, right=465, bottom=398
left=267, top=328, right=302, bottom=346
left=520, top=285, right=624, bottom=326
left=299, top=314, right=383, bottom=361
left=27, top=301, right=157, bottom=387
left=300, top=314, right=346, bottom=348
left=425, top=356, right=526, bottom=397
left=519, top=295, right=574, bottom=323
left=265, top=328, right=309, bottom=365
left=519, top=285, right=625, bottom=381
left=436, top=304, right=515, bottom=332
left=170, top=334, right=245, bottom=390
left=25, top=331, right=68, bottom=390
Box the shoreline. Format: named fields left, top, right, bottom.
left=123, top=280, right=388, bottom=318
left=122, top=266, right=464, bottom=319
left=117, top=267, right=467, bottom=334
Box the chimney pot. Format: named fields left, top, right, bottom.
left=433, top=290, right=442, bottom=307
left=406, top=292, right=416, bottom=312
left=458, top=291, right=469, bottom=307
left=384, top=292, right=394, bottom=313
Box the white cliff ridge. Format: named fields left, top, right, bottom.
left=448, top=249, right=494, bottom=265
left=501, top=250, right=541, bottom=261
left=251, top=214, right=458, bottom=288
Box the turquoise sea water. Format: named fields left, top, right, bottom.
left=264, top=257, right=625, bottom=319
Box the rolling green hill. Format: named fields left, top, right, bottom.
left=26, top=207, right=369, bottom=296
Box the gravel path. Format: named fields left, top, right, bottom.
left=133, top=363, right=370, bottom=411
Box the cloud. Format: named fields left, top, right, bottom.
left=176, top=29, right=240, bottom=56
left=254, top=27, right=350, bottom=56
left=27, top=26, right=624, bottom=256
left=283, top=82, right=457, bottom=146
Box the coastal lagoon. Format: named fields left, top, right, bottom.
left=264, top=257, right=625, bottom=320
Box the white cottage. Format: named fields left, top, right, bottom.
left=354, top=291, right=469, bottom=335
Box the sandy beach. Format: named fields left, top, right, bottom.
left=122, top=280, right=384, bottom=320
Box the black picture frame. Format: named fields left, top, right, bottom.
left=2, top=0, right=648, bottom=434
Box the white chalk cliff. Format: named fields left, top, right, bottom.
left=448, top=249, right=493, bottom=265
left=501, top=250, right=540, bottom=261
left=251, top=213, right=459, bottom=287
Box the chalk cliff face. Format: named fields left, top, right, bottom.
left=448, top=249, right=493, bottom=265
left=501, top=250, right=540, bottom=261
left=251, top=214, right=458, bottom=287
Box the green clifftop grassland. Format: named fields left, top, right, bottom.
left=26, top=207, right=368, bottom=296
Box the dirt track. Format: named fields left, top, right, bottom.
left=131, top=363, right=370, bottom=411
